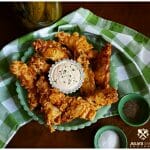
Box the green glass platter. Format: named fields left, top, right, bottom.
left=16, top=32, right=118, bottom=131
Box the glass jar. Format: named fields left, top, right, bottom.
left=13, top=2, right=62, bottom=30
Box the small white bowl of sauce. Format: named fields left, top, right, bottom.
left=48, top=59, right=84, bottom=94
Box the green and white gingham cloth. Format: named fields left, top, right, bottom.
left=0, top=8, right=149, bottom=148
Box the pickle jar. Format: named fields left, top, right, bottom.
left=13, top=2, right=62, bottom=29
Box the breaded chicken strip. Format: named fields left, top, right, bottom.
left=28, top=55, right=50, bottom=74
left=27, top=88, right=39, bottom=110
left=10, top=61, right=36, bottom=89
left=61, top=96, right=96, bottom=123
left=77, top=54, right=95, bottom=96
left=86, top=87, right=118, bottom=110
left=33, top=39, right=69, bottom=61
left=10, top=55, right=50, bottom=89
left=56, top=32, right=95, bottom=59
left=10, top=57, right=50, bottom=110
left=93, top=43, right=112, bottom=89
left=40, top=87, right=96, bottom=127
left=36, top=76, right=51, bottom=95
left=36, top=76, right=62, bottom=131
left=42, top=101, right=62, bottom=132
left=10, top=61, right=40, bottom=110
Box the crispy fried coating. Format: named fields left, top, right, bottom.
left=41, top=86, right=96, bottom=123
left=28, top=55, right=50, bottom=74
left=48, top=89, right=67, bottom=109
left=77, top=54, right=95, bottom=96
left=87, top=87, right=118, bottom=110
left=10, top=61, right=36, bottom=89
left=38, top=85, right=68, bottom=111
left=61, top=96, right=96, bottom=123
left=38, top=86, right=69, bottom=131
left=27, top=88, right=39, bottom=110
left=33, top=39, right=61, bottom=52
left=33, top=39, right=69, bottom=61
left=42, top=101, right=62, bottom=132
left=36, top=76, right=50, bottom=95
left=10, top=55, right=51, bottom=90
left=41, top=47, right=69, bottom=61
left=36, top=76, right=96, bottom=131
left=93, top=43, right=112, bottom=89
left=80, top=67, right=95, bottom=96
left=56, top=32, right=94, bottom=58
left=36, top=77, right=62, bottom=131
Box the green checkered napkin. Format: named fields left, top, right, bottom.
left=0, top=8, right=149, bottom=148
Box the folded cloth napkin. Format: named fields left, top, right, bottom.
left=0, top=8, right=149, bottom=148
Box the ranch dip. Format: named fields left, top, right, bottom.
left=48, top=59, right=84, bottom=94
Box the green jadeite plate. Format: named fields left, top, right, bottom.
left=16, top=32, right=118, bottom=131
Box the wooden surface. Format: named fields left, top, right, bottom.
left=0, top=2, right=149, bottom=148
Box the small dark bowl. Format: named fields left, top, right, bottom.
left=118, top=93, right=150, bottom=127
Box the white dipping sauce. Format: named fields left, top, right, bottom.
left=49, top=59, right=84, bottom=94
left=98, top=130, right=120, bottom=148
left=52, top=62, right=80, bottom=89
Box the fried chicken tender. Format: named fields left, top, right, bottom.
left=87, top=87, right=118, bottom=110
left=93, top=43, right=112, bottom=89
left=33, top=39, right=61, bottom=52
left=39, top=87, right=67, bottom=131
left=10, top=58, right=50, bottom=109
left=41, top=99, right=62, bottom=132
left=10, top=61, right=40, bottom=110
left=36, top=76, right=69, bottom=115
left=36, top=76, right=51, bottom=95
left=27, top=88, right=39, bottom=110
left=77, top=54, right=95, bottom=96
left=28, top=55, right=50, bottom=74
left=48, top=89, right=69, bottom=111
left=61, top=96, right=96, bottom=123
left=35, top=77, right=62, bottom=131
left=10, top=54, right=51, bottom=89
left=10, top=61, right=36, bottom=89
left=56, top=32, right=94, bottom=59
left=33, top=39, right=69, bottom=61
